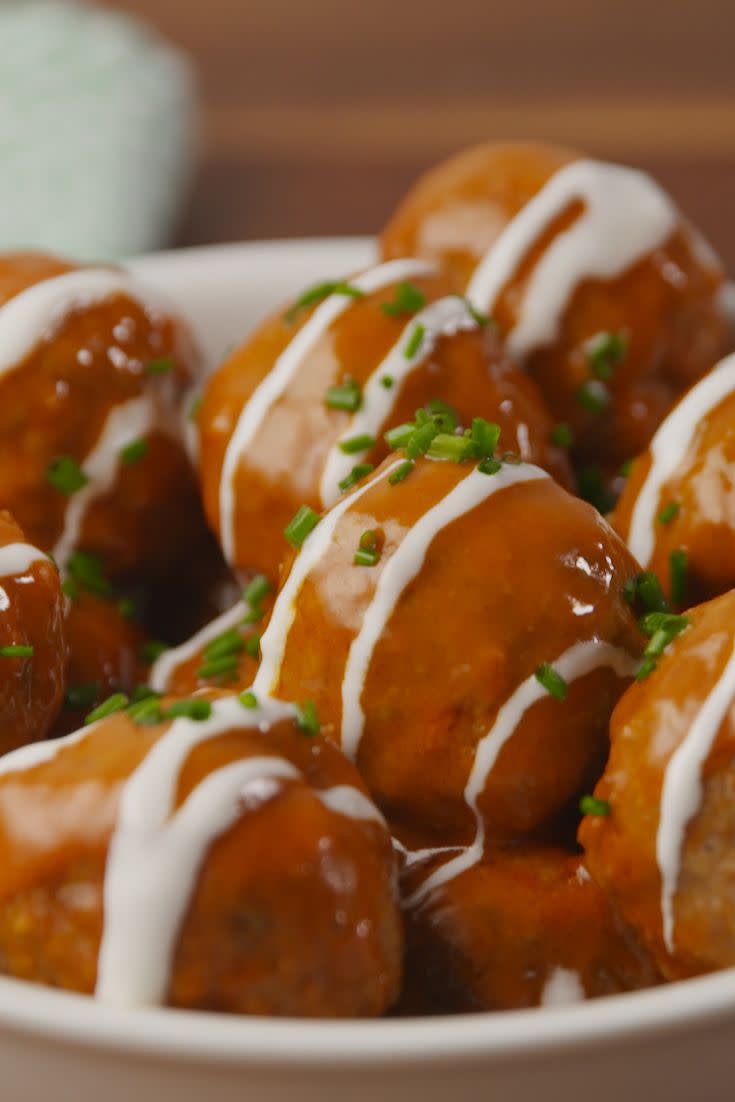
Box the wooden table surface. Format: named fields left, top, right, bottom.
left=106, top=0, right=735, bottom=269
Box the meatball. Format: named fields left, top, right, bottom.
left=252, top=441, right=642, bottom=851
left=399, top=846, right=659, bottom=1013
left=197, top=260, right=572, bottom=578
left=0, top=251, right=203, bottom=580
left=580, top=589, right=735, bottom=980
left=613, top=351, right=735, bottom=609
left=0, top=509, right=66, bottom=751
left=381, top=143, right=730, bottom=472
left=0, top=693, right=401, bottom=1017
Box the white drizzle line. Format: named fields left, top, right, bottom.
left=0, top=267, right=175, bottom=379
left=466, top=159, right=679, bottom=358
left=149, top=600, right=249, bottom=692
left=540, top=967, right=586, bottom=1007
left=406, top=640, right=638, bottom=907
left=217, top=258, right=435, bottom=564
left=657, top=639, right=735, bottom=953
left=318, top=295, right=477, bottom=507
left=627, top=352, right=735, bottom=567
left=253, top=459, right=404, bottom=696
left=0, top=542, right=48, bottom=578
left=314, top=784, right=386, bottom=827
left=340, top=464, right=548, bottom=760
left=52, top=395, right=165, bottom=571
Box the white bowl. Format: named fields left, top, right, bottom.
left=3, top=238, right=734, bottom=1102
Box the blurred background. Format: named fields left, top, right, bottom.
left=17, top=0, right=735, bottom=265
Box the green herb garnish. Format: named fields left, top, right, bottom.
left=585, top=331, right=627, bottom=381
left=239, top=690, right=258, bottom=710
left=338, top=463, right=374, bottom=492
left=388, top=459, right=415, bottom=485
left=165, top=698, right=213, bottom=722
left=285, top=281, right=364, bottom=323
left=576, top=380, right=610, bottom=414
left=84, top=692, right=129, bottom=725
left=120, top=438, right=148, bottom=466
left=145, top=357, right=174, bottom=375
left=295, top=699, right=320, bottom=737
left=139, top=640, right=169, bottom=665
left=125, top=696, right=164, bottom=725
left=381, top=282, right=426, bottom=317
left=534, top=662, right=568, bottom=701
left=339, top=433, right=376, bottom=455
left=623, top=572, right=670, bottom=615
left=354, top=530, right=381, bottom=567
left=403, top=323, right=426, bottom=359
left=0, top=644, right=33, bottom=658
left=284, top=505, right=321, bottom=547
left=577, top=466, right=616, bottom=514
left=66, top=552, right=113, bottom=599
left=551, top=423, right=574, bottom=449
left=579, top=794, right=611, bottom=817
left=45, top=455, right=88, bottom=497
left=325, top=377, right=362, bottom=413
left=657, top=501, right=681, bottom=526
left=64, top=683, right=100, bottom=710
left=670, top=549, right=688, bottom=606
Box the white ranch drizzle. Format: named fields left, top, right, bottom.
left=314, top=784, right=386, bottom=826
left=217, top=258, right=435, bottom=564
left=466, top=159, right=679, bottom=358
left=318, top=295, right=477, bottom=507
left=626, top=351, right=735, bottom=567
left=406, top=640, right=638, bottom=907
left=148, top=599, right=249, bottom=692
left=540, top=967, right=586, bottom=1007
left=52, top=394, right=165, bottom=571
left=656, top=639, right=735, bottom=953
left=253, top=459, right=404, bottom=696
left=340, top=463, right=548, bottom=760
left=0, top=542, right=48, bottom=578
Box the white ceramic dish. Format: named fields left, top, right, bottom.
left=2, top=238, right=734, bottom=1102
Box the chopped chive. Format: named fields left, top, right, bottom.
left=285, top=281, right=364, bottom=324
left=454, top=295, right=492, bottom=327
left=165, top=698, right=213, bottom=722
left=204, top=627, right=245, bottom=662
left=579, top=794, right=611, bottom=817
left=384, top=422, right=415, bottom=450
left=670, top=549, right=688, bottom=606
left=534, top=662, right=568, bottom=701
left=61, top=578, right=80, bottom=602
left=325, top=377, right=362, bottom=413
left=623, top=572, right=670, bottom=614
left=139, top=640, right=169, bottom=665
left=45, top=455, right=88, bottom=497
left=239, top=690, right=258, bottom=709
left=66, top=551, right=112, bottom=599
left=244, top=633, right=261, bottom=659
left=478, top=457, right=502, bottom=475
left=380, top=375, right=394, bottom=389
left=339, top=433, right=376, bottom=455
left=244, top=573, right=271, bottom=608
left=639, top=611, right=690, bottom=639
left=145, top=357, right=174, bottom=375
left=551, top=423, right=574, bottom=449
left=0, top=644, right=33, bottom=658
left=635, top=655, right=658, bottom=682
left=388, top=459, right=415, bottom=485
left=188, top=396, right=202, bottom=422
left=120, top=438, right=148, bottom=466
left=359, top=530, right=378, bottom=551
left=403, top=323, right=426, bottom=359
left=470, top=418, right=501, bottom=458
left=339, top=463, right=374, bottom=492
left=426, top=399, right=460, bottom=432
left=284, top=505, right=321, bottom=548
left=577, top=466, right=616, bottom=514
left=295, top=699, right=320, bottom=736
left=426, top=433, right=476, bottom=462
left=126, top=696, right=163, bottom=725
left=657, top=501, right=681, bottom=526
left=381, top=281, right=427, bottom=317
left=586, top=331, right=627, bottom=381
left=576, top=380, right=610, bottom=414
left=64, top=682, right=99, bottom=710
left=618, top=458, right=634, bottom=479
left=196, top=654, right=239, bottom=681
left=129, top=684, right=160, bottom=704
left=406, top=419, right=442, bottom=459
left=84, top=692, right=129, bottom=725
left=354, top=532, right=381, bottom=567
left=117, top=597, right=135, bottom=621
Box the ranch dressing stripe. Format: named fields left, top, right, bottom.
left=406, top=640, right=638, bottom=907
left=466, top=160, right=678, bottom=358
left=51, top=394, right=161, bottom=571
left=253, top=459, right=404, bottom=696
left=149, top=600, right=249, bottom=692
left=627, top=352, right=735, bottom=567
left=0, top=542, right=48, bottom=577
left=657, top=639, right=735, bottom=953
left=340, top=463, right=549, bottom=761
left=318, top=295, right=477, bottom=507
left=218, top=258, right=435, bottom=564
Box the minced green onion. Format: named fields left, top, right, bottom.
left=239, top=690, right=258, bottom=710
left=325, top=378, right=362, bottom=412
left=284, top=505, right=321, bottom=547
left=129, top=684, right=160, bottom=704
left=381, top=282, right=426, bottom=317
left=285, top=281, right=364, bottom=323
left=551, top=423, right=574, bottom=449
left=579, top=794, right=611, bottom=817
left=576, top=380, right=610, bottom=414
left=384, top=423, right=415, bottom=450
left=65, top=683, right=100, bottom=710
left=388, top=459, right=415, bottom=485
left=165, top=698, right=213, bottom=722
left=45, top=455, right=88, bottom=497
left=577, top=466, right=616, bottom=514
left=66, top=551, right=113, bottom=599
left=197, top=654, right=239, bottom=681
left=84, top=692, right=129, bottom=725
left=0, top=644, right=34, bottom=658
left=478, top=457, right=502, bottom=475
left=670, top=549, right=688, bottom=606
left=380, top=375, right=394, bottom=389
left=139, top=640, right=169, bottom=665
left=126, top=696, right=163, bottom=725
left=244, top=633, right=261, bottom=659
left=406, top=419, right=442, bottom=459
left=339, top=463, right=374, bottom=492
left=470, top=418, right=501, bottom=457
left=339, top=433, right=376, bottom=455
left=403, top=323, right=425, bottom=359
left=61, top=578, right=79, bottom=602
left=623, top=571, right=670, bottom=614
left=354, top=529, right=381, bottom=566
left=534, top=662, right=568, bottom=701
left=426, top=433, right=476, bottom=462
left=586, top=331, right=627, bottom=380
left=635, top=655, right=658, bottom=682
left=455, top=295, right=492, bottom=327
left=145, top=357, right=174, bottom=375
left=657, top=501, right=681, bottom=526
left=295, top=699, right=320, bottom=736
left=244, top=573, right=271, bottom=608
left=204, top=628, right=245, bottom=662
left=120, top=438, right=148, bottom=466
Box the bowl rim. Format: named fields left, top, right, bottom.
left=4, top=238, right=733, bottom=1070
